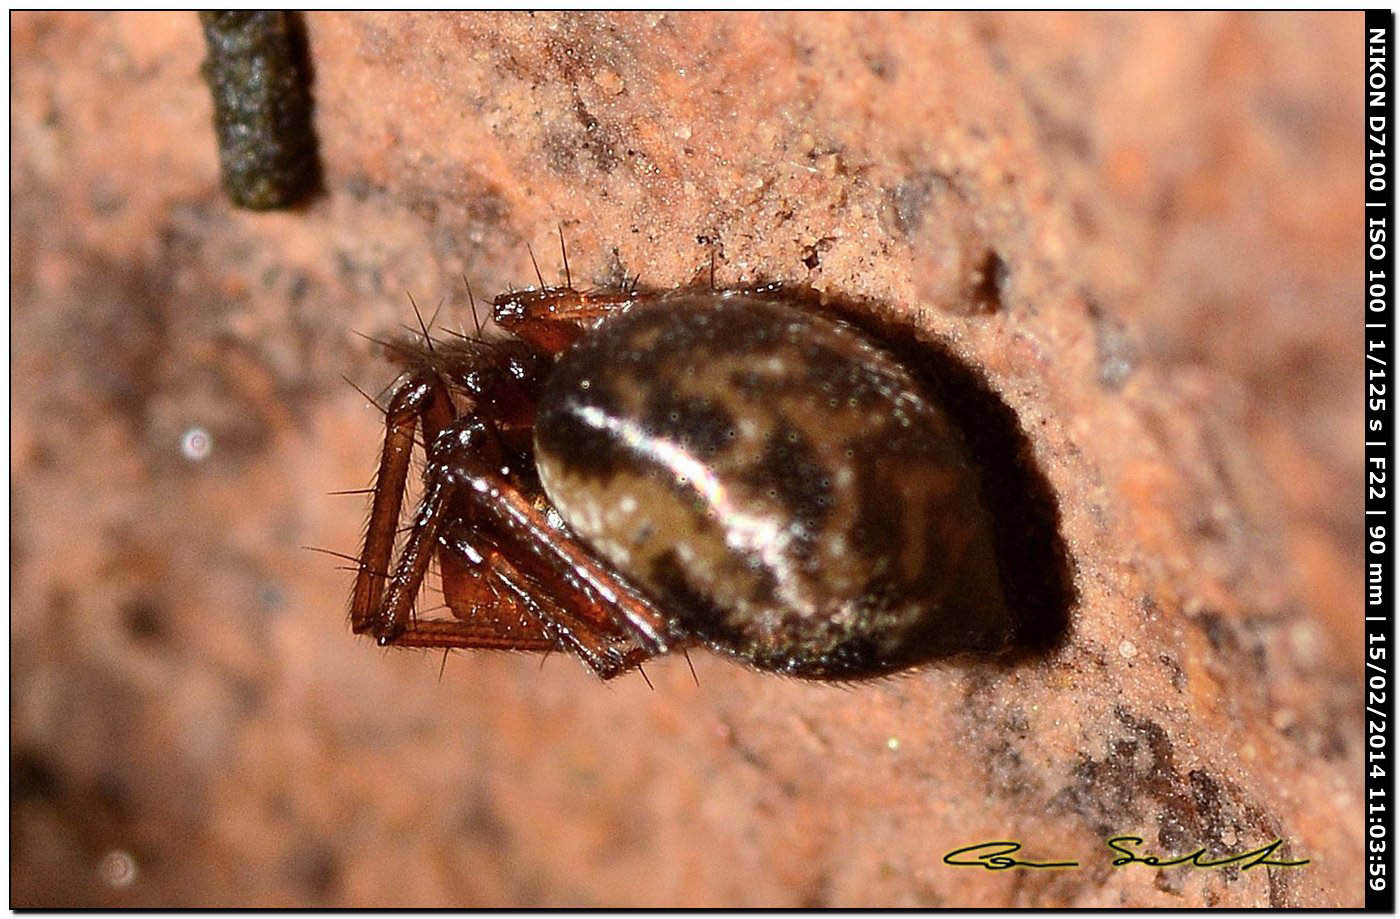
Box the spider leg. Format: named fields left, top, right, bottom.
left=367, top=418, right=508, bottom=640
left=492, top=286, right=649, bottom=353
left=371, top=616, right=560, bottom=653
left=357, top=527, right=555, bottom=653
left=371, top=473, right=452, bottom=638
left=459, top=490, right=673, bottom=673
left=384, top=556, right=652, bottom=676
left=482, top=547, right=655, bottom=678
left=350, top=369, right=454, bottom=633
left=494, top=281, right=814, bottom=357
left=370, top=416, right=675, bottom=676
left=434, top=520, right=658, bottom=678
left=353, top=315, right=675, bottom=678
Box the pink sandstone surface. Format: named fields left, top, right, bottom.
left=11, top=12, right=1363, bottom=906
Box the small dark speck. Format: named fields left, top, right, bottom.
left=12, top=748, right=64, bottom=804
left=1072, top=198, right=1099, bottom=238
left=1159, top=653, right=1186, bottom=692
left=1195, top=610, right=1232, bottom=653
left=966, top=249, right=1008, bottom=314
left=799, top=236, right=835, bottom=272
left=344, top=173, right=379, bottom=202
left=285, top=840, right=341, bottom=899
left=230, top=675, right=264, bottom=714
left=459, top=792, right=511, bottom=847
left=335, top=249, right=385, bottom=296
left=864, top=52, right=896, bottom=81
left=122, top=596, right=167, bottom=642
left=89, top=179, right=126, bottom=217
left=288, top=272, right=311, bottom=304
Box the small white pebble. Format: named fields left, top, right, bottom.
left=179, top=426, right=212, bottom=461
left=887, top=736, right=900, bottom=751
left=1118, top=639, right=1137, bottom=660
left=98, top=849, right=138, bottom=888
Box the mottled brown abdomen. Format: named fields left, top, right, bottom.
left=533, top=293, right=1012, bottom=678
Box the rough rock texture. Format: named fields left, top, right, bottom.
left=11, top=11, right=1361, bottom=907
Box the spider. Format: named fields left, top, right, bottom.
left=349, top=242, right=1020, bottom=681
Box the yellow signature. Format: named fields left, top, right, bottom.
left=942, top=837, right=1310, bottom=872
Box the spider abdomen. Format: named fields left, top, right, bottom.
left=532, top=294, right=1014, bottom=679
